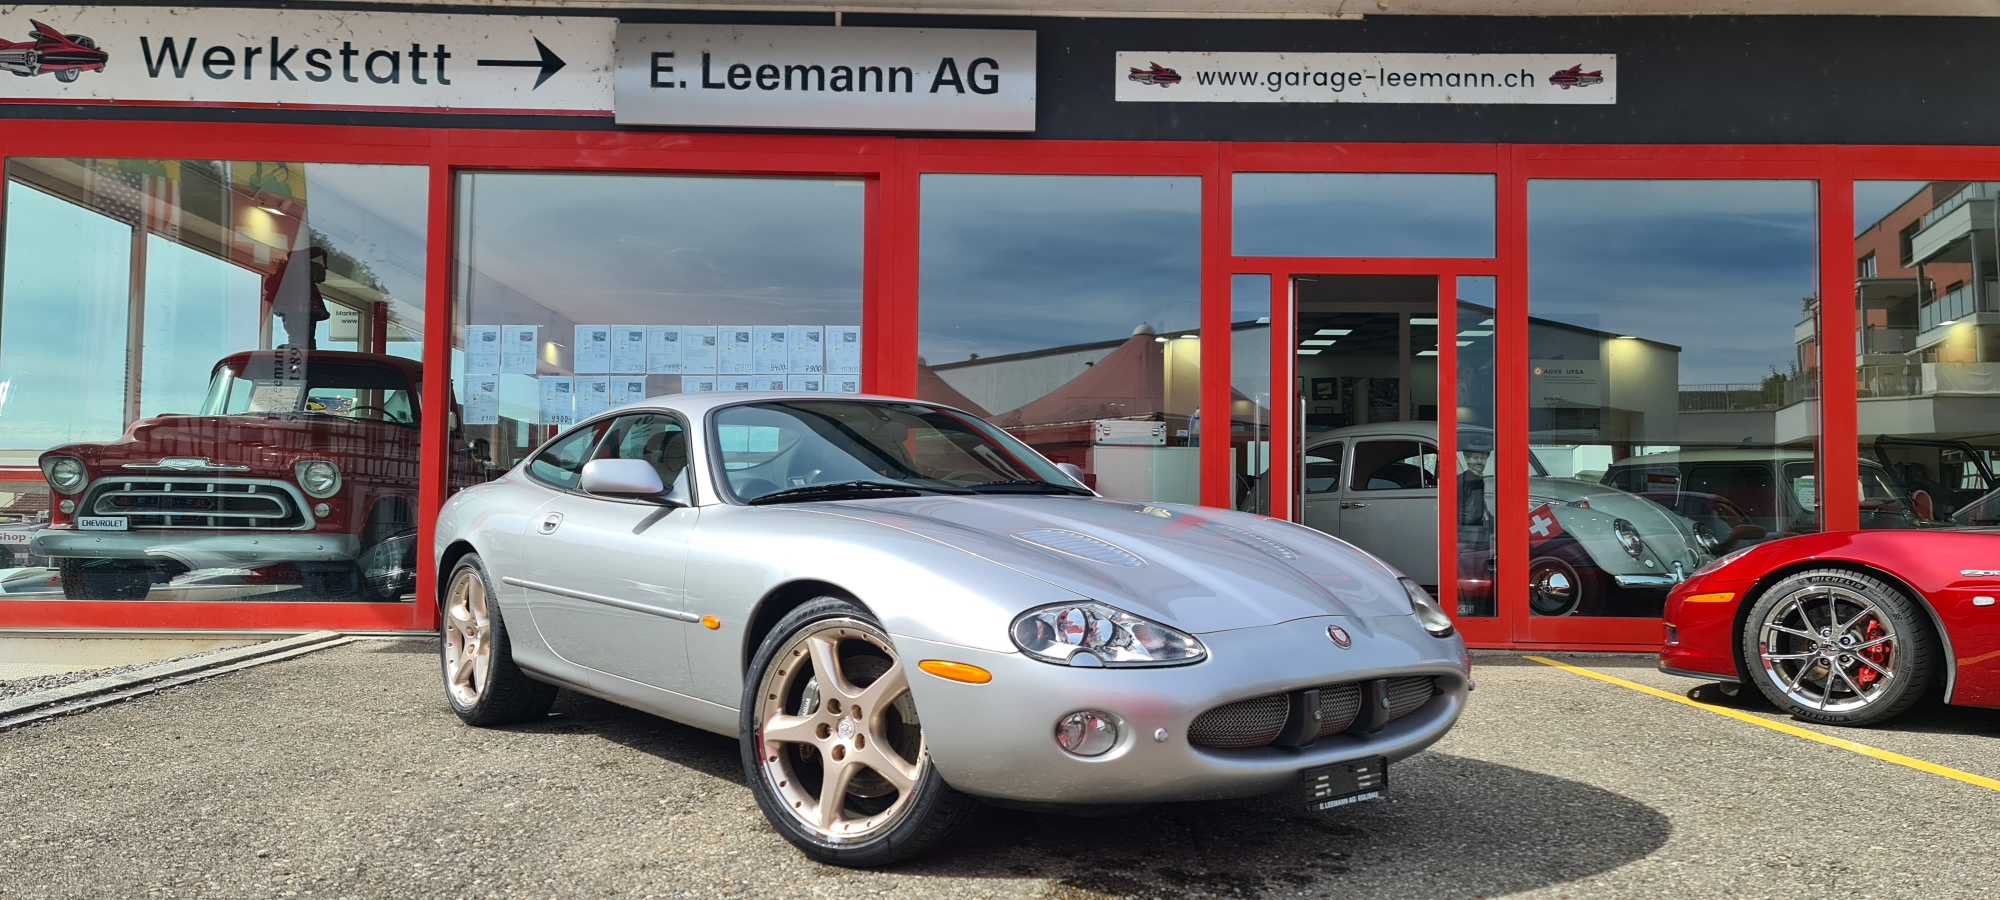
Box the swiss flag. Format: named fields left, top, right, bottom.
left=1527, top=504, right=1567, bottom=548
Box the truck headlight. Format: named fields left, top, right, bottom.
left=1402, top=578, right=1456, bottom=638
left=295, top=460, right=341, bottom=498
left=1612, top=518, right=1644, bottom=558
left=42, top=457, right=87, bottom=495
left=1010, top=601, right=1206, bottom=667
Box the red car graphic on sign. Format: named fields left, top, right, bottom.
left=0, top=20, right=107, bottom=83
left=1128, top=63, right=1182, bottom=87
left=1549, top=64, right=1604, bottom=90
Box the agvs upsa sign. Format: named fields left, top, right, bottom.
left=614, top=25, right=1036, bottom=132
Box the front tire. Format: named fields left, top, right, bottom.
left=58, top=558, right=153, bottom=600
left=440, top=554, right=557, bottom=726
left=740, top=597, right=975, bottom=867
left=1738, top=568, right=1936, bottom=726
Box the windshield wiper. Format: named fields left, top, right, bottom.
left=745, top=480, right=970, bottom=505
left=964, top=479, right=1095, bottom=496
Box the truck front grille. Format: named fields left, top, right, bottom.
left=85, top=478, right=308, bottom=530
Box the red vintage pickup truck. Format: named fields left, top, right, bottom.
left=30, top=349, right=479, bottom=601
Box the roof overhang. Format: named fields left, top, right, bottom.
left=354, top=1, right=2000, bottom=18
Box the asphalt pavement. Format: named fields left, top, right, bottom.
left=1, top=641, right=1996, bottom=899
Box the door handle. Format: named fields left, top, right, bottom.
left=538, top=512, right=563, bottom=534
left=1340, top=501, right=1369, bottom=510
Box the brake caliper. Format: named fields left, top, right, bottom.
left=1855, top=619, right=1890, bottom=687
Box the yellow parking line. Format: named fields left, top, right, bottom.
left=1524, top=655, right=2000, bottom=793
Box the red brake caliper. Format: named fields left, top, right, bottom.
left=1855, top=620, right=1890, bottom=687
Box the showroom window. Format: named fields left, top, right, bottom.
left=451, top=172, right=866, bottom=489
left=0, top=158, right=429, bottom=602
left=1527, top=179, right=1820, bottom=619
left=1854, top=180, right=2000, bottom=528
left=917, top=174, right=1203, bottom=504
left=1233, top=173, right=1496, bottom=259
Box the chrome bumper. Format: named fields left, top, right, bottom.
left=895, top=615, right=1469, bottom=806
left=29, top=528, right=360, bottom=566
left=1614, top=573, right=1683, bottom=589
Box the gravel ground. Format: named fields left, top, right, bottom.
left=0, top=645, right=253, bottom=703
left=1, top=642, right=1996, bottom=899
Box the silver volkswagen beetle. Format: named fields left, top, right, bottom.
left=432, top=393, right=1470, bottom=866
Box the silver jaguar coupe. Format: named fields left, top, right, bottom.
left=432, top=393, right=1471, bottom=866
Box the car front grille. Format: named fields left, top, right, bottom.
left=1187, top=676, right=1441, bottom=752
left=84, top=478, right=308, bottom=530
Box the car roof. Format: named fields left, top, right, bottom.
left=1605, top=448, right=1825, bottom=467
left=598, top=391, right=964, bottom=420
left=1306, top=421, right=1449, bottom=445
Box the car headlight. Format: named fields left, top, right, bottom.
left=1009, top=602, right=1206, bottom=667
left=295, top=460, right=341, bottom=498
left=42, top=456, right=87, bottom=495
left=1612, top=518, right=1644, bottom=558
left=1402, top=578, right=1456, bottom=638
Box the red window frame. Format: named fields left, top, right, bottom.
left=0, top=120, right=1989, bottom=651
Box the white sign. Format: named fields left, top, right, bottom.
left=646, top=326, right=683, bottom=375
left=612, top=377, right=648, bottom=407
left=573, top=325, right=612, bottom=374
left=463, top=377, right=500, bottom=426
left=681, top=326, right=719, bottom=375
left=718, top=326, right=755, bottom=375
left=614, top=24, right=1036, bottom=131
left=1115, top=52, right=1615, bottom=104
left=754, top=325, right=789, bottom=375
left=501, top=325, right=538, bottom=375
left=826, top=325, right=862, bottom=376
left=464, top=326, right=501, bottom=375
left=0, top=6, right=614, bottom=113
left=612, top=326, right=647, bottom=375
left=539, top=377, right=574, bottom=426
left=574, top=376, right=611, bottom=418
left=789, top=326, right=825, bottom=375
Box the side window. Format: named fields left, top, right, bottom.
left=1685, top=465, right=1779, bottom=518
left=1304, top=443, right=1344, bottom=494
left=527, top=422, right=610, bottom=490
left=598, top=413, right=693, bottom=490
left=1350, top=440, right=1438, bottom=492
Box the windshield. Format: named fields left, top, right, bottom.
left=199, top=353, right=418, bottom=427
left=712, top=400, right=1078, bottom=503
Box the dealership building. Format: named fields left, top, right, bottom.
left=3, top=0, right=1999, bottom=651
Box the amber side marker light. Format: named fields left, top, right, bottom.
left=919, top=660, right=993, bottom=684
left=1683, top=592, right=1737, bottom=604
left=701, top=615, right=721, bottom=630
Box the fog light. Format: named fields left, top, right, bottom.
left=1054, top=711, right=1118, bottom=757
left=59, top=499, right=75, bottom=514
left=314, top=503, right=331, bottom=519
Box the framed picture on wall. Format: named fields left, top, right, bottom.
left=1311, top=378, right=1336, bottom=401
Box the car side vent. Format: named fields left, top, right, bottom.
left=1203, top=523, right=1298, bottom=560
left=1013, top=529, right=1145, bottom=567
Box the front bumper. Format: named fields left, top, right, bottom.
left=28, top=528, right=360, bottom=567
left=1657, top=572, right=1752, bottom=681
left=896, top=614, right=1469, bottom=806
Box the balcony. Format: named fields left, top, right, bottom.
left=1911, top=183, right=2000, bottom=266
left=1917, top=278, right=2000, bottom=334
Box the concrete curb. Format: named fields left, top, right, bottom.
left=0, top=631, right=353, bottom=731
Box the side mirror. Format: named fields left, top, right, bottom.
left=581, top=459, right=669, bottom=501
left=1056, top=462, right=1087, bottom=483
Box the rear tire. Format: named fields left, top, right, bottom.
left=441, top=554, right=557, bottom=726
left=57, top=558, right=152, bottom=600
left=741, top=596, right=976, bottom=866
left=1738, top=568, right=1936, bottom=727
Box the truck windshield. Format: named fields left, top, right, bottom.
left=200, top=355, right=418, bottom=426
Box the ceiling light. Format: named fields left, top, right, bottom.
left=259, top=206, right=288, bottom=216
left=1616, top=335, right=1640, bottom=340
left=1416, top=350, right=1439, bottom=357
left=1301, top=339, right=1337, bottom=346
left=1459, top=329, right=1494, bottom=337
left=1297, top=349, right=1322, bottom=356
left=1156, top=336, right=1170, bottom=343
left=1315, top=329, right=1353, bottom=336
left=1411, top=317, right=1439, bottom=325
left=1255, top=317, right=1271, bottom=324
left=1480, top=319, right=1494, bottom=326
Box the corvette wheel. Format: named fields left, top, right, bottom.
left=1740, top=569, right=1936, bottom=727
left=440, top=555, right=557, bottom=726
left=741, top=597, right=975, bottom=866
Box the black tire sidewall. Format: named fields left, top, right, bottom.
left=738, top=596, right=964, bottom=867
left=1738, top=569, right=1934, bottom=726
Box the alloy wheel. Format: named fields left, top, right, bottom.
left=442, top=568, right=493, bottom=708
left=1527, top=557, right=1582, bottom=616
left=754, top=618, right=926, bottom=843
left=1756, top=583, right=1897, bottom=714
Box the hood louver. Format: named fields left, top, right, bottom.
left=1203, top=522, right=1299, bottom=561
left=1014, top=528, right=1145, bottom=568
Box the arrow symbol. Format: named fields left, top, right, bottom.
left=477, top=38, right=566, bottom=89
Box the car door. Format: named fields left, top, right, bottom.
left=520, top=412, right=701, bottom=693
left=1336, top=437, right=1440, bottom=585
left=1299, top=441, right=1345, bottom=537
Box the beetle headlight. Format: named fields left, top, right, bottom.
left=42, top=456, right=87, bottom=495
left=1402, top=578, right=1456, bottom=638
left=1612, top=518, right=1644, bottom=558
left=295, top=460, right=341, bottom=498
left=1010, top=602, right=1206, bottom=667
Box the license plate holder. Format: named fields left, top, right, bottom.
left=1302, top=756, right=1387, bottom=812
left=77, top=517, right=129, bottom=531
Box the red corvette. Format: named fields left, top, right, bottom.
left=0, top=20, right=106, bottom=83
left=1660, top=529, right=2000, bottom=726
